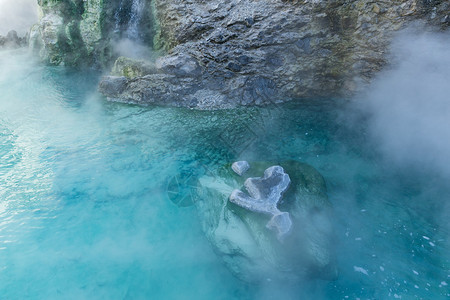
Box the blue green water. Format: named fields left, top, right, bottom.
left=0, top=49, right=448, bottom=299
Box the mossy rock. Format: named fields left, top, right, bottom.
left=111, top=56, right=156, bottom=79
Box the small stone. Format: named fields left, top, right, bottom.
left=372, top=4, right=380, bottom=14
left=226, top=62, right=242, bottom=72
left=231, top=161, right=250, bottom=176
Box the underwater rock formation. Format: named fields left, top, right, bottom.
left=193, top=161, right=337, bottom=282
left=229, top=165, right=292, bottom=240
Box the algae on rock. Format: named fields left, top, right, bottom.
left=111, top=56, right=156, bottom=79
left=31, top=0, right=156, bottom=67
left=80, top=0, right=104, bottom=55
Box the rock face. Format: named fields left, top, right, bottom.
left=30, top=0, right=86, bottom=65
left=99, top=0, right=448, bottom=109
left=193, top=161, right=337, bottom=282
left=31, top=0, right=447, bottom=107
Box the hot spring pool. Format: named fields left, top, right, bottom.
left=0, top=49, right=448, bottom=299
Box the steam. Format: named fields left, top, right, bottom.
left=353, top=29, right=450, bottom=178
left=348, top=29, right=450, bottom=260
left=112, top=38, right=156, bottom=60
left=0, top=0, right=38, bottom=36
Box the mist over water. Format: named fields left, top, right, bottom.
left=0, top=0, right=38, bottom=35
left=112, top=38, right=157, bottom=60
left=353, top=30, right=450, bottom=179
left=348, top=31, right=450, bottom=260
left=0, top=34, right=449, bottom=300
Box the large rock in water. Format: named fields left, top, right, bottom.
left=193, top=161, right=338, bottom=282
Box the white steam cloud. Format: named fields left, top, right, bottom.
left=354, top=29, right=450, bottom=178
left=112, top=38, right=157, bottom=60
left=350, top=29, right=450, bottom=285
left=0, top=0, right=38, bottom=36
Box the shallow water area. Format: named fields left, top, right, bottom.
left=0, top=49, right=448, bottom=299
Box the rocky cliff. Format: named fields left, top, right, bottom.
left=29, top=0, right=155, bottom=67
left=31, top=0, right=448, bottom=108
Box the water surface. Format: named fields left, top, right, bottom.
left=0, top=49, right=448, bottom=299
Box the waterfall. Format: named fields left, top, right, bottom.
left=114, top=0, right=146, bottom=42
left=113, top=0, right=125, bottom=34
left=111, top=0, right=154, bottom=58
left=127, top=0, right=146, bottom=41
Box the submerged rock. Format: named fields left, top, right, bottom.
left=193, top=161, right=338, bottom=282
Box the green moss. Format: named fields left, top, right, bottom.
left=151, top=0, right=164, bottom=50
left=111, top=56, right=156, bottom=78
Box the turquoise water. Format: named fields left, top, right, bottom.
left=0, top=49, right=448, bottom=299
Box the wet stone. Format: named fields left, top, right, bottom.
left=231, top=160, right=250, bottom=176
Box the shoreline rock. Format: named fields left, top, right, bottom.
left=99, top=0, right=448, bottom=109
left=28, top=0, right=448, bottom=108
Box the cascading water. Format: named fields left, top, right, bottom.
left=127, top=0, right=146, bottom=41
left=114, top=0, right=146, bottom=42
